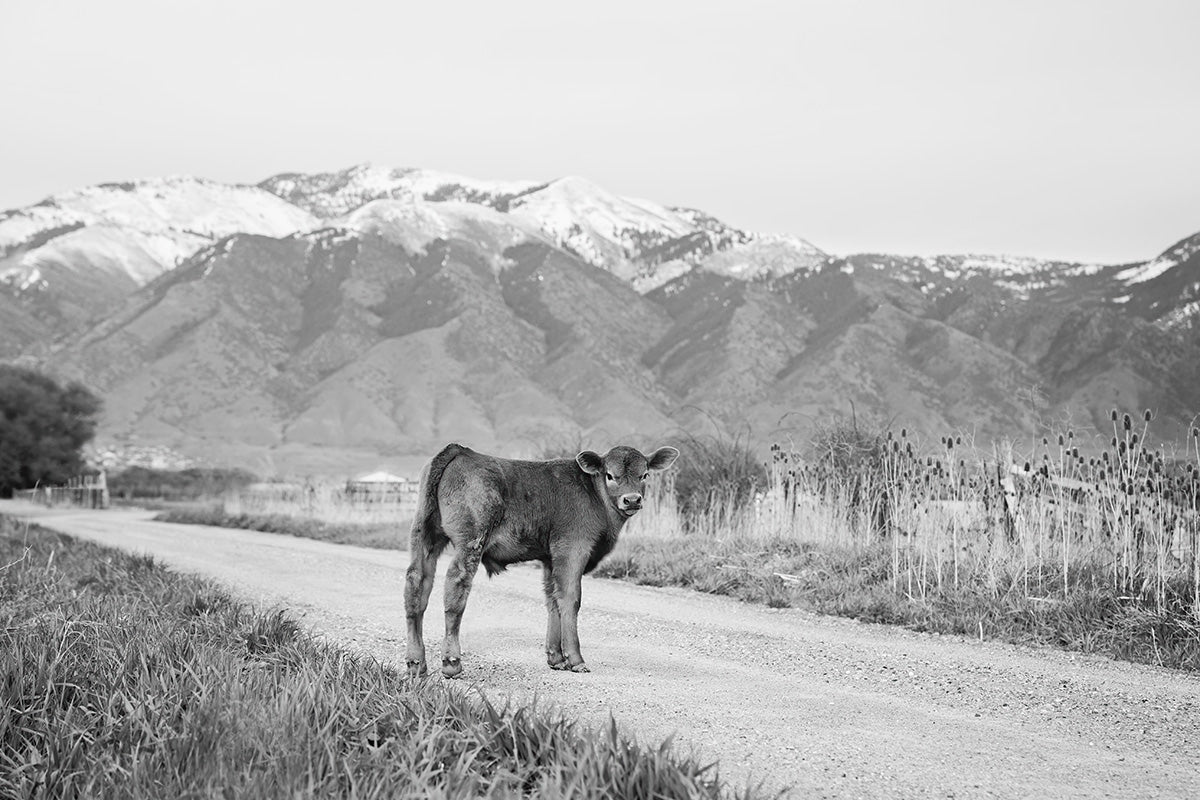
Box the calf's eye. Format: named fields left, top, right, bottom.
left=605, top=472, right=614, bottom=481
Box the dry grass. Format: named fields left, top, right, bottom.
left=606, top=414, right=1200, bottom=670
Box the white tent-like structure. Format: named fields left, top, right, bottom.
left=352, top=471, right=407, bottom=485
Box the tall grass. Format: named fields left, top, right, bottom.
left=607, top=412, right=1200, bottom=669
left=0, top=518, right=756, bottom=799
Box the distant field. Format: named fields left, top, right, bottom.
left=0, top=518, right=748, bottom=798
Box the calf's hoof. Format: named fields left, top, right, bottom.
left=548, top=658, right=569, bottom=671
left=441, top=656, right=463, bottom=678
left=570, top=662, right=590, bottom=673
left=405, top=659, right=427, bottom=679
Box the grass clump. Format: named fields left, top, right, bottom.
left=0, top=517, right=749, bottom=799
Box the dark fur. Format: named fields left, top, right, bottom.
left=403, top=442, right=678, bottom=677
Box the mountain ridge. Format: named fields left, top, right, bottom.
left=3, top=165, right=1197, bottom=475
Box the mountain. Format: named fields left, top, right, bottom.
left=0, top=176, right=317, bottom=352
left=49, top=199, right=678, bottom=473
left=5, top=166, right=1198, bottom=474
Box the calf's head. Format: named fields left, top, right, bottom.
left=576, top=445, right=680, bottom=517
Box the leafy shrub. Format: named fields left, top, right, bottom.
left=665, top=429, right=766, bottom=516
left=109, top=466, right=258, bottom=501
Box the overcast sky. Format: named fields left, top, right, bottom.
left=3, top=0, right=1198, bottom=263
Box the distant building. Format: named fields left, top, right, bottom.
left=346, top=471, right=417, bottom=506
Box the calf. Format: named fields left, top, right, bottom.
left=403, top=442, right=679, bottom=678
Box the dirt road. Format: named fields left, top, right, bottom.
left=5, top=501, right=1199, bottom=798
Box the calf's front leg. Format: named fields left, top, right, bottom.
left=554, top=565, right=589, bottom=673
left=542, top=564, right=568, bottom=669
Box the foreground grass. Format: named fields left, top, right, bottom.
left=0, top=518, right=750, bottom=799
left=592, top=536, right=1200, bottom=672
left=155, top=504, right=408, bottom=550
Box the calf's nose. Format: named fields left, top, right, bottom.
left=620, top=493, right=643, bottom=508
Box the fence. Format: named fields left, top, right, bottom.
left=228, top=479, right=417, bottom=524
left=17, top=472, right=111, bottom=509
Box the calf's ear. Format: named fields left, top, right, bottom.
left=646, top=446, right=680, bottom=471
left=576, top=451, right=605, bottom=475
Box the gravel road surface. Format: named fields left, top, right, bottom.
left=5, top=501, right=1199, bottom=798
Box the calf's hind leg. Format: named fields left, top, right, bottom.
left=441, top=539, right=485, bottom=678
left=404, top=535, right=446, bottom=678
left=542, top=563, right=567, bottom=669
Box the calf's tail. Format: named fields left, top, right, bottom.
left=410, top=443, right=468, bottom=550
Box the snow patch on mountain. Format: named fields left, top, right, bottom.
left=1, top=176, right=317, bottom=290
left=701, top=234, right=825, bottom=279
left=339, top=198, right=542, bottom=259
left=261, top=164, right=539, bottom=219
left=504, top=176, right=697, bottom=280
left=632, top=260, right=693, bottom=294
left=28, top=176, right=315, bottom=240
left=28, top=226, right=208, bottom=285
left=1115, top=257, right=1178, bottom=285
left=918, top=253, right=1104, bottom=278
left=1113, top=233, right=1200, bottom=286
left=1116, top=249, right=1197, bottom=288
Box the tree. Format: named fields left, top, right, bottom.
left=0, top=365, right=101, bottom=497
